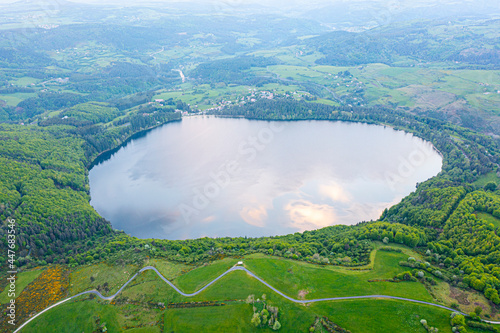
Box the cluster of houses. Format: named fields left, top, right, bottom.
left=149, top=85, right=331, bottom=115
left=193, top=89, right=279, bottom=113
left=151, top=88, right=282, bottom=114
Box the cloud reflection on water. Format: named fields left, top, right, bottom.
left=285, top=199, right=338, bottom=231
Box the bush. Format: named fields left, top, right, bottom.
left=468, top=321, right=497, bottom=332
left=451, top=313, right=466, bottom=327
left=444, top=257, right=453, bottom=266
left=424, top=276, right=437, bottom=285
left=394, top=271, right=417, bottom=282
left=474, top=306, right=483, bottom=316
left=484, top=182, right=497, bottom=191
left=380, top=247, right=402, bottom=253
left=251, top=313, right=261, bottom=327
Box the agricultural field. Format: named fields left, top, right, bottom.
left=0, top=93, right=37, bottom=107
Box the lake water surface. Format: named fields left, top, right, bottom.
left=89, top=116, right=442, bottom=239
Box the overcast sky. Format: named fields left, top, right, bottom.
left=0, top=0, right=495, bottom=5
left=0, top=0, right=498, bottom=17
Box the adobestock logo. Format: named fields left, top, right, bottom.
left=384, top=145, right=440, bottom=191
left=178, top=122, right=285, bottom=224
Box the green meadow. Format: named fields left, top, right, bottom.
left=20, top=248, right=480, bottom=332
left=243, top=251, right=432, bottom=301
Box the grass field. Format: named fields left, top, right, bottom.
left=0, top=93, right=37, bottom=106
left=311, top=299, right=455, bottom=333
left=22, top=298, right=123, bottom=333
left=164, top=303, right=255, bottom=332
left=268, top=65, right=325, bottom=81
left=10, top=76, right=41, bottom=86
left=174, top=258, right=238, bottom=293
left=297, top=63, right=500, bottom=114
left=164, top=300, right=321, bottom=332
left=472, top=171, right=500, bottom=187
left=242, top=251, right=433, bottom=301
left=69, top=263, right=139, bottom=296
left=117, top=259, right=246, bottom=304
left=148, top=258, right=192, bottom=280
left=22, top=294, right=489, bottom=333
left=475, top=211, right=500, bottom=228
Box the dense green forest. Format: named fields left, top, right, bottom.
left=0, top=102, right=180, bottom=267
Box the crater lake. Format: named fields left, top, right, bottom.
left=89, top=116, right=443, bottom=239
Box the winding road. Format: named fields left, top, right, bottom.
left=172, top=69, right=186, bottom=83
left=13, top=265, right=500, bottom=332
